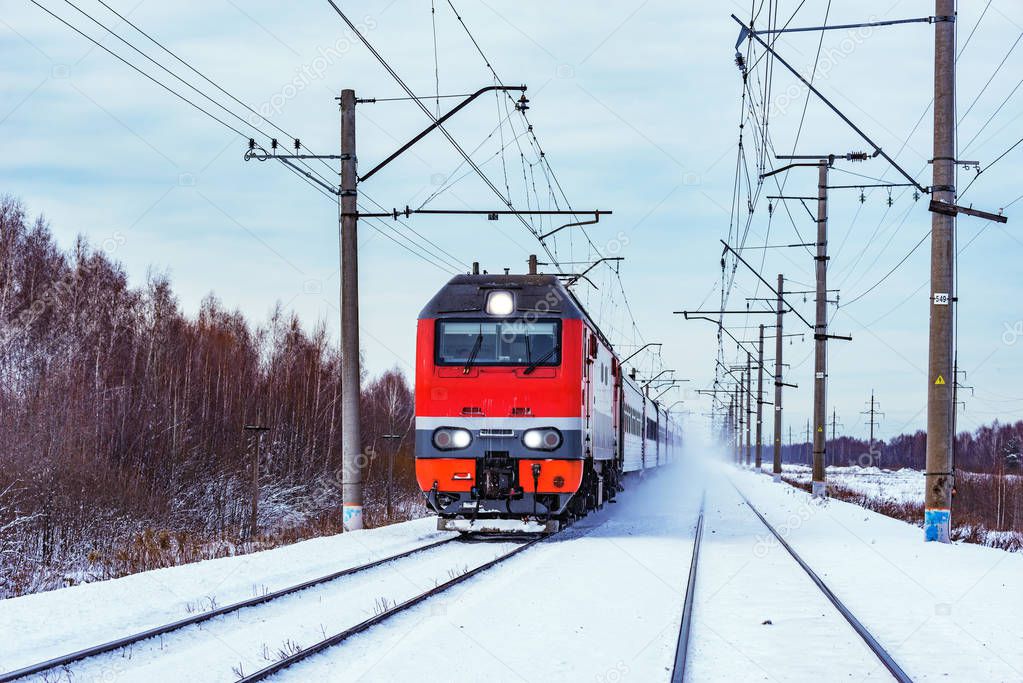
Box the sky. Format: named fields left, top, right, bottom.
left=2, top=0, right=1021, bottom=444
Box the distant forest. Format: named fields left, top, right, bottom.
left=0, top=196, right=419, bottom=596
left=768, top=423, right=1023, bottom=473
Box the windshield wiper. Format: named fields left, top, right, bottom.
left=523, top=347, right=556, bottom=375
left=463, top=332, right=484, bottom=374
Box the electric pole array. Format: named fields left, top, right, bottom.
left=925, top=0, right=955, bottom=543
left=683, top=1, right=1013, bottom=543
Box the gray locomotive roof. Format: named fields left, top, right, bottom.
left=417, top=274, right=586, bottom=320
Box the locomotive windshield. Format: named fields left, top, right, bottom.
left=435, top=320, right=561, bottom=367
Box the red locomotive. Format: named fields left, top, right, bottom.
left=414, top=271, right=680, bottom=532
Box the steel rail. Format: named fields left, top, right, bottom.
left=0, top=536, right=459, bottom=682
left=670, top=491, right=706, bottom=683
left=731, top=483, right=913, bottom=683
left=236, top=535, right=547, bottom=682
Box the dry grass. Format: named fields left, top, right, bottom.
left=779, top=472, right=1023, bottom=551
left=1, top=494, right=429, bottom=599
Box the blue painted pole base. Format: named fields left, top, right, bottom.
left=924, top=508, right=951, bottom=543
left=343, top=504, right=363, bottom=532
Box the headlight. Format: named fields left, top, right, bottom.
left=522, top=427, right=562, bottom=451
left=485, top=290, right=514, bottom=315
left=433, top=427, right=472, bottom=450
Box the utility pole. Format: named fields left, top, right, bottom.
left=773, top=274, right=784, bottom=482
left=381, top=432, right=406, bottom=520
left=805, top=420, right=811, bottom=467
left=763, top=152, right=858, bottom=491
left=725, top=395, right=732, bottom=456
left=868, top=391, right=876, bottom=453
left=730, top=382, right=736, bottom=464
left=734, top=381, right=742, bottom=465
left=339, top=89, right=363, bottom=531
left=829, top=408, right=844, bottom=465
left=925, top=0, right=955, bottom=543
left=755, top=325, right=765, bottom=472
left=745, top=353, right=752, bottom=467
left=243, top=424, right=270, bottom=539
left=728, top=391, right=735, bottom=462
left=862, top=390, right=885, bottom=468
left=811, top=159, right=829, bottom=497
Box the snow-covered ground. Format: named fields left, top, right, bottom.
left=2, top=453, right=1022, bottom=682
left=0, top=519, right=457, bottom=676
left=276, top=468, right=704, bottom=683
left=774, top=463, right=925, bottom=502
left=721, top=466, right=1023, bottom=681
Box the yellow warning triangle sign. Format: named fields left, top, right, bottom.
left=935, top=375, right=946, bottom=385
left=817, top=425, right=823, bottom=432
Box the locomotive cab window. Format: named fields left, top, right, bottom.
left=435, top=320, right=561, bottom=367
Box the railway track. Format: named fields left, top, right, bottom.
left=669, top=492, right=705, bottom=683
left=730, top=482, right=914, bottom=683
left=668, top=482, right=912, bottom=683
left=0, top=536, right=459, bottom=682
left=236, top=533, right=549, bottom=682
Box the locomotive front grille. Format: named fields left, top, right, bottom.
left=478, top=428, right=515, bottom=438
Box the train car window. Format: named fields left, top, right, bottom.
left=435, top=320, right=561, bottom=367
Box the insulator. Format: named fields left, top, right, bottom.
left=913, top=190, right=920, bottom=202
left=271, top=138, right=278, bottom=150
left=767, top=201, right=773, bottom=215
left=734, top=52, right=746, bottom=71
left=294, top=138, right=301, bottom=151
left=859, top=189, right=865, bottom=203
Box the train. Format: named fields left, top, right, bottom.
left=414, top=271, right=681, bottom=532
